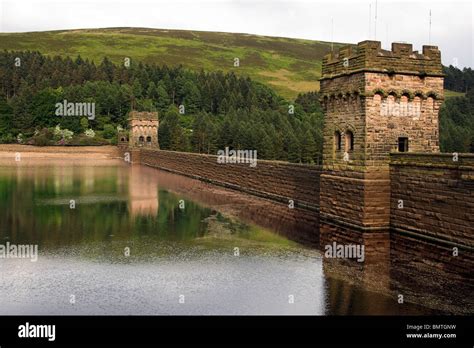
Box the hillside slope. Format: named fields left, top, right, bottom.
left=0, top=27, right=344, bottom=99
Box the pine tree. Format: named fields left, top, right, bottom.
left=300, top=129, right=318, bottom=164
left=11, top=84, right=35, bottom=134
left=132, top=79, right=143, bottom=99
left=100, top=57, right=115, bottom=82
left=0, top=97, right=13, bottom=139
left=286, top=130, right=300, bottom=163
left=257, top=129, right=273, bottom=159
left=147, top=81, right=158, bottom=100
left=184, top=81, right=201, bottom=114
left=156, top=82, right=170, bottom=112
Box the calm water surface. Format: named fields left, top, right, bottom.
left=0, top=159, right=469, bottom=315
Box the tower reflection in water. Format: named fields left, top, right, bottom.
left=126, top=165, right=473, bottom=315
left=128, top=165, right=159, bottom=217
left=0, top=162, right=471, bottom=314
left=125, top=165, right=473, bottom=315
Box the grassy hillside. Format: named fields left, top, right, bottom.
left=444, top=90, right=466, bottom=99
left=0, top=27, right=345, bottom=99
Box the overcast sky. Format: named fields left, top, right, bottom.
left=0, top=0, right=472, bottom=68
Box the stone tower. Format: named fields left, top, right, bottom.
left=129, top=111, right=159, bottom=148
left=319, top=41, right=443, bottom=231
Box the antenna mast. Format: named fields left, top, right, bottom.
left=374, top=0, right=378, bottom=40
left=369, top=4, right=372, bottom=38
left=331, top=17, right=334, bottom=52
left=429, top=9, right=432, bottom=44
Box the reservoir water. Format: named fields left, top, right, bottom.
left=0, top=157, right=471, bottom=315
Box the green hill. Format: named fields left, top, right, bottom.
left=0, top=27, right=344, bottom=99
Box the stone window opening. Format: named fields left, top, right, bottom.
left=146, top=136, right=152, bottom=145
left=334, top=131, right=342, bottom=151
left=345, top=131, right=354, bottom=152
left=398, top=137, right=409, bottom=152
left=138, top=136, right=145, bottom=146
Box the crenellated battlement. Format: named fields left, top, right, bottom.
left=321, top=40, right=443, bottom=79
left=128, top=111, right=159, bottom=121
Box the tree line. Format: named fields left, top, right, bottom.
left=439, top=65, right=474, bottom=152
left=440, top=88, right=474, bottom=152
left=443, top=65, right=474, bottom=93
left=0, top=51, right=322, bottom=163
left=0, top=50, right=472, bottom=159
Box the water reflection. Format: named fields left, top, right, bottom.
left=320, top=222, right=473, bottom=315
left=0, top=160, right=472, bottom=315
left=128, top=165, right=159, bottom=217
left=0, top=161, right=325, bottom=315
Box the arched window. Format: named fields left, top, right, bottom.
left=146, top=136, right=152, bottom=145
left=138, top=136, right=144, bottom=145
left=329, top=96, right=336, bottom=113
left=387, top=94, right=396, bottom=116
left=425, top=96, right=434, bottom=112
left=413, top=96, right=422, bottom=118
left=345, top=131, right=354, bottom=152
left=120, top=137, right=126, bottom=142
left=400, top=95, right=409, bottom=117
left=334, top=131, right=342, bottom=151
left=373, top=93, right=382, bottom=104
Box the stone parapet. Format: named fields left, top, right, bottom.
left=390, top=152, right=474, bottom=248
left=321, top=41, right=443, bottom=79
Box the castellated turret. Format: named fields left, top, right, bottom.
left=319, top=41, right=444, bottom=231
left=128, top=111, right=160, bottom=148
left=320, top=41, right=443, bottom=167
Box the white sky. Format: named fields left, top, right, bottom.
left=0, top=0, right=472, bottom=68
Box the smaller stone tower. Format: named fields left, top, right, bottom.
left=129, top=111, right=159, bottom=148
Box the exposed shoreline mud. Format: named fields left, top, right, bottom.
left=0, top=145, right=121, bottom=159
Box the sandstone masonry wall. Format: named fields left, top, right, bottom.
left=364, top=73, right=442, bottom=164
left=133, top=148, right=473, bottom=249
left=390, top=153, right=474, bottom=248
left=320, top=169, right=391, bottom=229
left=140, top=149, right=322, bottom=210
left=321, top=73, right=366, bottom=168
